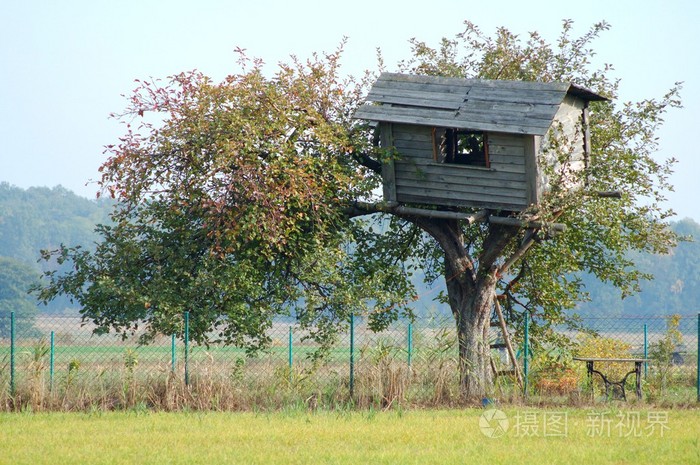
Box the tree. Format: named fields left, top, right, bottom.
left=0, top=257, right=40, bottom=338
left=35, top=46, right=414, bottom=352
left=377, top=20, right=681, bottom=396
left=34, top=21, right=681, bottom=399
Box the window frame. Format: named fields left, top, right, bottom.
left=433, top=128, right=490, bottom=168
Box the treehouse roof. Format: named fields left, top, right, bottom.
left=354, top=72, right=607, bottom=136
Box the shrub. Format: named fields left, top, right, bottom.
left=574, top=333, right=634, bottom=397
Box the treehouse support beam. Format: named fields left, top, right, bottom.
left=349, top=202, right=571, bottom=233
left=349, top=201, right=488, bottom=224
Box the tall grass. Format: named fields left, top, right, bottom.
left=0, top=337, right=474, bottom=412
left=1, top=320, right=697, bottom=412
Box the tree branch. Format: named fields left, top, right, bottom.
left=501, top=260, right=528, bottom=297
left=415, top=217, right=477, bottom=295
left=496, top=210, right=565, bottom=278
left=478, top=223, right=520, bottom=285
left=351, top=151, right=382, bottom=174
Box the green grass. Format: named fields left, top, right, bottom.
left=6, top=341, right=358, bottom=365
left=1, top=408, right=698, bottom=464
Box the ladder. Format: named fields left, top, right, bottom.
left=489, top=295, right=523, bottom=389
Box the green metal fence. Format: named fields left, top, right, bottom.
left=1, top=310, right=698, bottom=410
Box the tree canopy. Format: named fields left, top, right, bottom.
left=36, top=46, right=414, bottom=348
left=34, top=21, right=682, bottom=396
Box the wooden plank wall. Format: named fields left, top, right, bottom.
left=389, top=124, right=529, bottom=211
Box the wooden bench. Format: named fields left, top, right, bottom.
left=573, top=357, right=648, bottom=400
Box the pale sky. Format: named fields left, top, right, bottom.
left=1, top=0, right=698, bottom=219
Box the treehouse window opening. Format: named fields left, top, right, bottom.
left=439, top=129, right=489, bottom=167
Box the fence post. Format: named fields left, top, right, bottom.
left=349, top=313, right=355, bottom=399
left=643, top=323, right=648, bottom=378
left=171, top=334, right=176, bottom=373
left=407, top=322, right=413, bottom=369
left=523, top=312, right=529, bottom=398
left=184, top=311, right=190, bottom=387
left=49, top=330, right=55, bottom=392
left=288, top=325, right=293, bottom=383
left=10, top=311, right=15, bottom=396
left=696, top=312, right=699, bottom=403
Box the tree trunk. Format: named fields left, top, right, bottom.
left=416, top=217, right=518, bottom=401
left=445, top=249, right=500, bottom=400
left=452, top=282, right=497, bottom=400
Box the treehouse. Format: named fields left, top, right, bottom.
left=354, top=73, right=607, bottom=212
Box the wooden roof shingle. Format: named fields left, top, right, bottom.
left=354, top=73, right=607, bottom=136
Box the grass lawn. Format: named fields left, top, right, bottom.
left=1, top=407, right=698, bottom=464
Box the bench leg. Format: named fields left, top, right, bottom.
left=593, top=367, right=635, bottom=401
left=635, top=362, right=643, bottom=399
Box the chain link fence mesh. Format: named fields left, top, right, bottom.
left=1, top=312, right=697, bottom=411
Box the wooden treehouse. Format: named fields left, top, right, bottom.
left=354, top=73, right=608, bottom=213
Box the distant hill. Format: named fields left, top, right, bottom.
left=0, top=183, right=113, bottom=312
left=0, top=183, right=112, bottom=265
left=575, top=218, right=700, bottom=318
